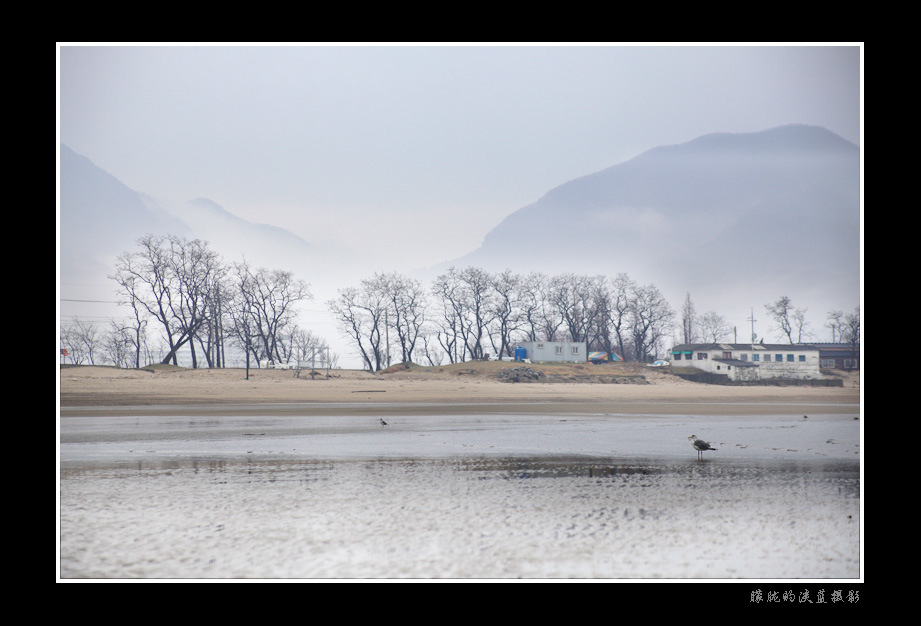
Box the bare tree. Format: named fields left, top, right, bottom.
left=764, top=296, right=794, bottom=343
left=548, top=273, right=606, bottom=345
left=432, top=305, right=462, bottom=364
left=764, top=296, right=810, bottom=343
left=518, top=272, right=545, bottom=341
left=587, top=281, right=615, bottom=355
left=843, top=306, right=860, bottom=369
left=698, top=311, right=732, bottom=343
left=112, top=235, right=222, bottom=367
left=681, top=292, right=698, bottom=344
left=431, top=267, right=495, bottom=361
left=328, top=283, right=388, bottom=372
left=188, top=277, right=229, bottom=368
left=225, top=276, right=260, bottom=372
left=60, top=318, right=99, bottom=365
left=418, top=330, right=446, bottom=366
left=432, top=268, right=466, bottom=363
left=103, top=319, right=147, bottom=368
left=229, top=260, right=311, bottom=365
left=60, top=321, right=78, bottom=364
left=792, top=308, right=812, bottom=343
left=629, top=283, right=675, bottom=362
left=519, top=272, right=562, bottom=342
left=288, top=326, right=328, bottom=366
left=118, top=277, right=149, bottom=368
left=583, top=275, right=609, bottom=350
left=825, top=310, right=844, bottom=342
left=489, top=269, right=525, bottom=358
left=606, top=273, right=635, bottom=360
left=457, top=267, right=495, bottom=360
left=371, top=272, right=427, bottom=365
left=548, top=273, right=583, bottom=342
left=103, top=322, right=128, bottom=368
left=195, top=278, right=231, bottom=368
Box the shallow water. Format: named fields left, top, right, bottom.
left=59, top=412, right=861, bottom=579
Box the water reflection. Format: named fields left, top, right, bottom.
left=59, top=454, right=859, bottom=579
left=61, top=454, right=858, bottom=480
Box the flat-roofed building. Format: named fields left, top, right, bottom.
left=670, top=342, right=821, bottom=381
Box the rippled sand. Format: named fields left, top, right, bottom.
left=59, top=413, right=861, bottom=579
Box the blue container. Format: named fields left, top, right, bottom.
left=514, top=346, right=527, bottom=361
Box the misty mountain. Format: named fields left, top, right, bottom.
left=59, top=144, right=192, bottom=284
left=162, top=196, right=317, bottom=274
left=58, top=144, right=317, bottom=286
left=60, top=124, right=860, bottom=344
left=450, top=124, right=860, bottom=315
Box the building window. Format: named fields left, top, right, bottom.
left=764, top=354, right=771, bottom=362
left=786, top=354, right=794, bottom=362
left=555, top=345, right=563, bottom=355
left=571, top=346, right=580, bottom=355
left=697, top=353, right=708, bottom=360
left=753, top=354, right=760, bottom=362
left=798, top=355, right=806, bottom=362
left=740, top=354, right=748, bottom=361
left=775, top=354, right=783, bottom=362
left=537, top=343, right=544, bottom=350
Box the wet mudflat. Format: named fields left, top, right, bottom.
left=59, top=411, right=861, bottom=579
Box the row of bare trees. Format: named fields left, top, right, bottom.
left=679, top=293, right=861, bottom=359
left=63, top=234, right=329, bottom=369
left=763, top=296, right=860, bottom=353
left=59, top=317, right=156, bottom=368
left=328, top=268, right=677, bottom=371
left=63, top=235, right=861, bottom=372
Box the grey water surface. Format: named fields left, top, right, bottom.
left=59, top=411, right=861, bottom=579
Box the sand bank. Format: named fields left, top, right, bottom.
left=59, top=363, right=861, bottom=417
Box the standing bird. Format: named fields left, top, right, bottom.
left=688, top=434, right=717, bottom=460
left=379, top=418, right=388, bottom=426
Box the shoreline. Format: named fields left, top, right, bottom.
left=59, top=365, right=861, bottom=417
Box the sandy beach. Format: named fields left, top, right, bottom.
left=59, top=361, right=861, bottom=417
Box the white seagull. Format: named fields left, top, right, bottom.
left=688, top=434, right=717, bottom=460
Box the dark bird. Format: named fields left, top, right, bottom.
left=379, top=418, right=388, bottom=426
left=688, top=434, right=717, bottom=460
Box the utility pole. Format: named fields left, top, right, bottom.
left=385, top=309, right=390, bottom=368
left=747, top=307, right=757, bottom=349
left=245, top=333, right=250, bottom=380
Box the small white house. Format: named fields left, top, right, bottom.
left=670, top=343, right=822, bottom=381
left=259, top=359, right=298, bottom=370
left=516, top=341, right=587, bottom=363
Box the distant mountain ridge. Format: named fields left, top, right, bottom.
left=168, top=196, right=316, bottom=271
left=59, top=144, right=192, bottom=284
left=58, top=144, right=316, bottom=286
left=60, top=125, right=860, bottom=335
left=450, top=124, right=860, bottom=315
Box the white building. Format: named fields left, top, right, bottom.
left=670, top=343, right=822, bottom=381
left=516, top=341, right=587, bottom=363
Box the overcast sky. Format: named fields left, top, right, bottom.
left=57, top=43, right=862, bottom=269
